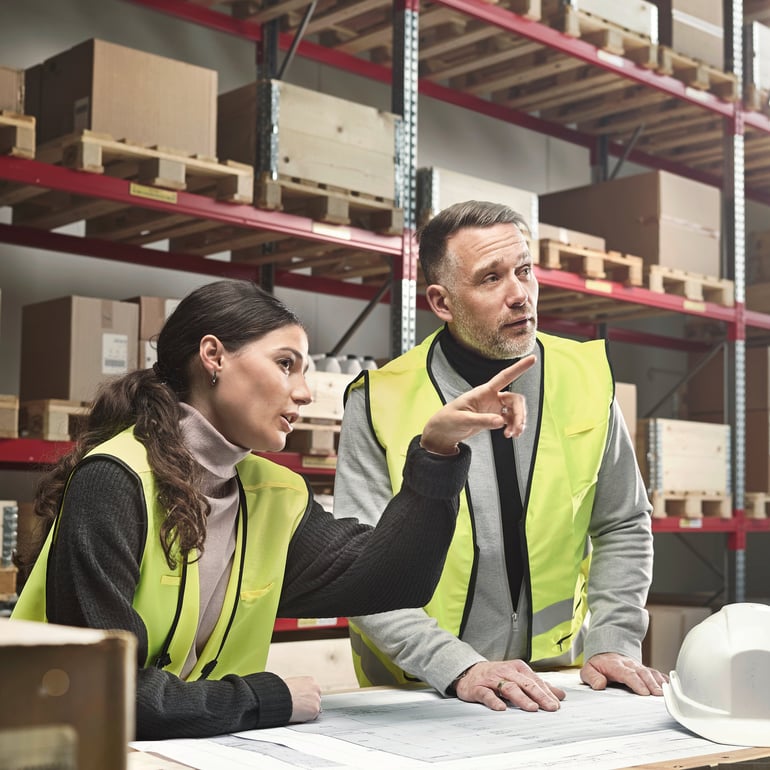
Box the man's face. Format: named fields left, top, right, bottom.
left=429, top=223, right=538, bottom=360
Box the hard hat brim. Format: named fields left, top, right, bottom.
left=663, top=679, right=770, bottom=748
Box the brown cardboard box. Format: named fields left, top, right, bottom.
left=0, top=618, right=135, bottom=770
left=543, top=0, right=658, bottom=39
left=124, top=296, right=181, bottom=368
left=538, top=222, right=606, bottom=253
left=615, top=382, right=637, bottom=448
left=0, top=66, right=24, bottom=112
left=659, top=0, right=724, bottom=71
left=643, top=604, right=712, bottom=673
left=20, top=295, right=138, bottom=403
left=416, top=167, right=539, bottom=238
left=26, top=39, right=217, bottom=157
left=0, top=394, right=19, bottom=439
left=218, top=79, right=399, bottom=201
left=539, top=171, right=721, bottom=277
left=686, top=346, right=770, bottom=415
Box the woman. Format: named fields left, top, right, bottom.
left=12, top=279, right=532, bottom=739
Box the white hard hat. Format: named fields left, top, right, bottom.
left=663, top=602, right=770, bottom=747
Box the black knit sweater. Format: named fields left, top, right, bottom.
left=43, top=436, right=470, bottom=740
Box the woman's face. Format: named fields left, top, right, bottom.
left=194, top=324, right=312, bottom=452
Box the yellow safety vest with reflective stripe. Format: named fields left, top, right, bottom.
left=347, top=330, right=612, bottom=686
left=13, top=427, right=309, bottom=680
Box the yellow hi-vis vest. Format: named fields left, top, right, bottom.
left=13, top=427, right=310, bottom=680
left=347, top=330, right=613, bottom=687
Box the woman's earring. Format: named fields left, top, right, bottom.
left=211, top=370, right=218, bottom=386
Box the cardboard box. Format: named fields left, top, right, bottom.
left=745, top=20, right=770, bottom=94
left=217, top=79, right=399, bottom=201
left=539, top=171, right=721, bottom=277
left=0, top=618, right=135, bottom=770
left=543, top=0, right=658, bottom=40
left=25, top=39, right=217, bottom=158
left=538, top=222, right=606, bottom=252
left=124, top=296, right=180, bottom=368
left=0, top=66, right=24, bottom=112
left=636, top=418, right=731, bottom=495
left=615, top=382, right=637, bottom=448
left=643, top=604, right=712, bottom=674
left=659, top=0, right=724, bottom=71
left=686, top=346, right=770, bottom=415
left=20, top=295, right=138, bottom=403
left=416, top=166, right=540, bottom=239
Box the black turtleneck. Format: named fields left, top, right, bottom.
left=438, top=327, right=526, bottom=612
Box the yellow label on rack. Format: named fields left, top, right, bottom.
left=129, top=183, right=178, bottom=204
left=683, top=300, right=707, bottom=313
left=312, top=222, right=352, bottom=240
left=297, top=618, right=339, bottom=628
left=679, top=518, right=703, bottom=529
left=585, top=279, right=613, bottom=294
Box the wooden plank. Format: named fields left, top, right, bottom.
left=745, top=492, right=770, bottom=519
left=0, top=111, right=35, bottom=160
left=539, top=240, right=644, bottom=286
left=650, top=491, right=732, bottom=520
left=19, top=400, right=89, bottom=442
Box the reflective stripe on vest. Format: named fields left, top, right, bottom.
left=347, top=330, right=612, bottom=686
left=13, top=427, right=310, bottom=680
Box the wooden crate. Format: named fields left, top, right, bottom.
left=0, top=565, right=17, bottom=598
left=416, top=166, right=539, bottom=237
left=20, top=399, right=89, bottom=441
left=284, top=419, right=340, bottom=456
left=217, top=79, right=402, bottom=233
left=636, top=418, right=732, bottom=513
left=301, top=371, right=352, bottom=422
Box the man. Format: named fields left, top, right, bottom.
left=333, top=200, right=666, bottom=713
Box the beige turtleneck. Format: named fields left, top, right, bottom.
left=177, top=403, right=251, bottom=679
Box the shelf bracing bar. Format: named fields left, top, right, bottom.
left=608, top=124, right=645, bottom=182
left=276, top=0, right=318, bottom=81
left=329, top=279, right=392, bottom=357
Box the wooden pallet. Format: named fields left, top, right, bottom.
left=539, top=239, right=644, bottom=286
left=650, top=491, right=733, bottom=520
left=745, top=492, right=770, bottom=519
left=258, top=173, right=403, bottom=235
left=0, top=565, right=18, bottom=600
left=284, top=418, right=341, bottom=456
left=647, top=265, right=735, bottom=307
left=19, top=399, right=90, bottom=441
left=0, top=111, right=35, bottom=160
left=744, top=83, right=770, bottom=116
left=544, top=4, right=658, bottom=69
left=657, top=47, right=738, bottom=102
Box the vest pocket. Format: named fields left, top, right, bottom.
left=160, top=574, right=181, bottom=586
left=241, top=583, right=274, bottom=603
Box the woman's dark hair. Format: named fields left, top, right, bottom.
left=19, top=280, right=303, bottom=578
left=417, top=200, right=531, bottom=285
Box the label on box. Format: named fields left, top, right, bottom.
left=73, top=96, right=90, bottom=133
left=102, top=333, right=129, bottom=375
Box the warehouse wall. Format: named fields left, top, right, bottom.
left=1, top=0, right=765, bottom=600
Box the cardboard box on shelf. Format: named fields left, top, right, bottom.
left=416, top=167, right=539, bottom=240
left=218, top=79, right=399, bottom=202
left=642, top=604, right=712, bottom=674
left=25, top=38, right=217, bottom=158
left=0, top=618, right=136, bottom=770
left=0, top=394, right=19, bottom=439
left=659, top=0, right=724, bottom=71
left=124, top=296, right=181, bottom=369
left=542, top=0, right=658, bottom=40
left=745, top=20, right=770, bottom=97
left=537, top=222, right=606, bottom=253
left=539, top=170, right=721, bottom=277
left=615, top=382, right=637, bottom=448
left=686, top=345, right=770, bottom=415
left=0, top=66, right=24, bottom=112
left=20, top=295, right=138, bottom=403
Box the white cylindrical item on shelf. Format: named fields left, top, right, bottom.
left=316, top=354, right=342, bottom=373
left=361, top=356, right=379, bottom=370
left=340, top=354, right=362, bottom=375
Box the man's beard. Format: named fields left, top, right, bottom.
left=451, top=307, right=537, bottom=360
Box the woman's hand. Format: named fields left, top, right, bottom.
left=419, top=355, right=535, bottom=455
left=285, top=676, right=322, bottom=723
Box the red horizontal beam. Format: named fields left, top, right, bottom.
left=0, top=156, right=403, bottom=255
